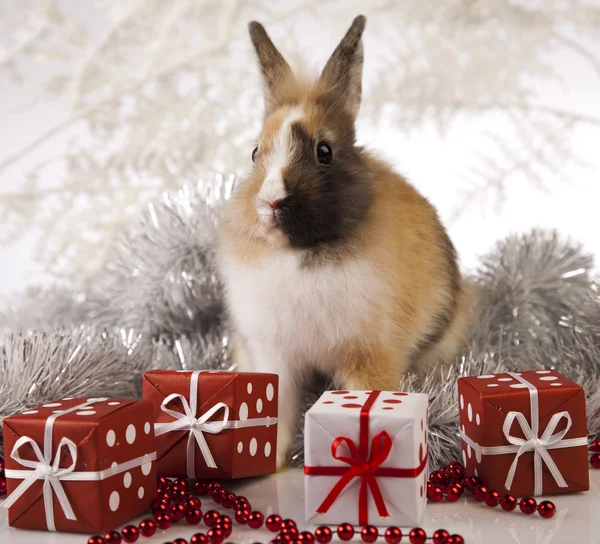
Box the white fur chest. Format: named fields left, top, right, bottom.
left=220, top=250, right=385, bottom=370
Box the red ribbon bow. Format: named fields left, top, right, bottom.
left=304, top=391, right=427, bottom=525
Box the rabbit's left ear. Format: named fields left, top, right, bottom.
left=249, top=21, right=296, bottom=115
left=319, top=15, right=366, bottom=120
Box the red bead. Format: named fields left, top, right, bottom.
left=88, top=537, right=106, bottom=544
left=384, top=527, right=402, bottom=544
left=300, top=531, right=316, bottom=544
left=427, top=485, right=444, bottom=502
left=266, top=514, right=283, bottom=532
left=218, top=515, right=232, bottom=526
left=186, top=507, right=203, bottom=524
left=218, top=522, right=233, bottom=538
left=208, top=481, right=222, bottom=490
left=247, top=511, right=265, bottom=529
left=157, top=476, right=170, bottom=489
left=315, top=526, right=333, bottom=543
left=445, top=485, right=462, bottom=502
left=104, top=531, right=122, bottom=544
left=175, top=478, right=188, bottom=489
left=170, top=502, right=186, bottom=521
left=155, top=513, right=173, bottom=530
left=235, top=507, right=251, bottom=524
left=121, top=526, right=140, bottom=543
left=463, top=475, right=481, bottom=492
left=173, top=539, right=188, bottom=544
left=519, top=497, right=538, bottom=515
left=537, top=500, right=556, bottom=519
left=591, top=453, right=600, bottom=469
left=591, top=440, right=600, bottom=452
left=235, top=495, right=248, bottom=505
left=138, top=519, right=157, bottom=537
left=361, top=525, right=379, bottom=543
left=207, top=527, right=225, bottom=544
left=277, top=534, right=294, bottom=543
left=429, top=470, right=444, bottom=485
left=191, top=534, right=208, bottom=544
left=500, top=494, right=517, bottom=511
left=194, top=481, right=210, bottom=495
left=447, top=536, right=464, bottom=544
left=281, top=519, right=297, bottom=530
left=451, top=465, right=465, bottom=481
left=221, top=492, right=237, bottom=509
left=0, top=457, right=5, bottom=471
left=484, top=489, right=501, bottom=507
left=174, top=489, right=189, bottom=502
left=205, top=510, right=221, bottom=527
left=473, top=485, right=488, bottom=502
left=337, top=523, right=355, bottom=541
left=151, top=502, right=169, bottom=517
left=282, top=527, right=299, bottom=536
left=408, top=528, right=427, bottom=544
left=432, top=529, right=450, bottom=544
left=211, top=488, right=224, bottom=503
left=187, top=497, right=202, bottom=510
left=0, top=479, right=6, bottom=495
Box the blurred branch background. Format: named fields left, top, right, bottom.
left=1, top=0, right=599, bottom=292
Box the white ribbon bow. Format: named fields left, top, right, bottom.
left=3, top=435, right=78, bottom=531
left=503, top=410, right=571, bottom=494
left=155, top=392, right=229, bottom=476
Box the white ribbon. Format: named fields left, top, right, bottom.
left=460, top=372, right=588, bottom=495
left=2, top=398, right=157, bottom=531
left=154, top=370, right=278, bottom=477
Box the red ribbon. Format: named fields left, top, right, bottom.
left=304, top=391, right=427, bottom=525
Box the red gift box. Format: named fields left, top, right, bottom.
left=2, top=397, right=157, bottom=533
left=142, top=370, right=278, bottom=479
left=458, top=369, right=589, bottom=497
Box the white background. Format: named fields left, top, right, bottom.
left=1, top=1, right=599, bottom=295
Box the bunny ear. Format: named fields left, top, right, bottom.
left=319, top=15, right=366, bottom=119
left=249, top=21, right=296, bottom=114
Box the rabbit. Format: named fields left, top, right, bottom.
left=215, top=14, right=476, bottom=469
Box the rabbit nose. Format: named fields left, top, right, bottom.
left=267, top=198, right=283, bottom=210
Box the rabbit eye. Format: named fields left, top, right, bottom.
left=252, top=146, right=258, bottom=162
left=316, top=142, right=332, bottom=164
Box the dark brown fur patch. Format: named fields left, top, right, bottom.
left=273, top=105, right=373, bottom=251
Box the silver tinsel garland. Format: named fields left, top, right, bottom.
left=1, top=175, right=599, bottom=468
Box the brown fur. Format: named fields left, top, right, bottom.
left=217, top=15, right=476, bottom=467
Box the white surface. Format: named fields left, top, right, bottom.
left=1, top=468, right=599, bottom=543
left=305, top=391, right=428, bottom=526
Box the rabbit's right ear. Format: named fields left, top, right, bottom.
left=249, top=21, right=296, bottom=115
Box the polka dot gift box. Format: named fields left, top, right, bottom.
left=304, top=390, right=428, bottom=527
left=142, top=369, right=278, bottom=479
left=458, top=369, right=589, bottom=497
left=2, top=398, right=156, bottom=533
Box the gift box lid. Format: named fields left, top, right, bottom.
left=3, top=398, right=147, bottom=472
left=458, top=370, right=588, bottom=448
left=305, top=391, right=428, bottom=470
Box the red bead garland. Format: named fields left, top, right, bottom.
left=591, top=453, right=600, bottom=469
left=84, top=476, right=463, bottom=544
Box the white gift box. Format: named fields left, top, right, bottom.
left=304, top=390, right=429, bottom=527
